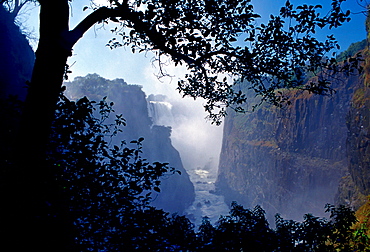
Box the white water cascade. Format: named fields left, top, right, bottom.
left=148, top=100, right=174, bottom=126
left=147, top=95, right=229, bottom=226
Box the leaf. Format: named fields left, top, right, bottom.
left=129, top=30, right=135, bottom=37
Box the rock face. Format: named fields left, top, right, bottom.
left=335, top=82, right=370, bottom=209
left=0, top=5, right=34, bottom=101
left=0, top=6, right=34, bottom=171
left=216, top=71, right=362, bottom=221
left=64, top=74, right=195, bottom=213
left=336, top=17, right=370, bottom=208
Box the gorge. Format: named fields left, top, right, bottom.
left=64, top=74, right=228, bottom=224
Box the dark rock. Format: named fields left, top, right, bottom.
left=0, top=5, right=34, bottom=101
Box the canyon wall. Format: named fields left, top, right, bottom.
left=336, top=18, right=370, bottom=208
left=0, top=5, right=34, bottom=170
left=341, top=84, right=370, bottom=207
left=0, top=5, right=34, bottom=101
left=216, top=68, right=365, bottom=221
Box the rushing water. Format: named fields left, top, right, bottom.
left=147, top=100, right=174, bottom=126
left=184, top=165, right=230, bottom=227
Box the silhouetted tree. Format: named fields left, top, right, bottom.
left=211, top=202, right=276, bottom=251
left=196, top=202, right=367, bottom=252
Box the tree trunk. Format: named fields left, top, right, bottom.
left=2, top=2, right=135, bottom=250
left=3, top=1, right=77, bottom=251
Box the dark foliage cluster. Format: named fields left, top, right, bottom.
left=47, top=94, right=183, bottom=250
left=64, top=73, right=131, bottom=101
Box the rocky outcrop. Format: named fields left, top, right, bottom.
left=344, top=84, right=370, bottom=202
left=0, top=5, right=34, bottom=174
left=335, top=20, right=370, bottom=209
left=0, top=5, right=34, bottom=101
left=335, top=14, right=370, bottom=209
left=64, top=74, right=195, bottom=213
left=216, top=71, right=361, bottom=221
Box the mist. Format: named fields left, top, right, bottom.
left=147, top=90, right=229, bottom=225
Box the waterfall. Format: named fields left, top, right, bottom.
left=147, top=94, right=229, bottom=226
left=148, top=100, right=174, bottom=126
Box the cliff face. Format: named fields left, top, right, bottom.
left=0, top=5, right=34, bottom=101
left=64, top=74, right=195, bottom=213
left=216, top=72, right=361, bottom=220
left=336, top=17, right=370, bottom=208
left=0, top=6, right=34, bottom=172
left=335, top=84, right=370, bottom=208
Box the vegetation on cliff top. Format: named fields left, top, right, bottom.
left=337, top=39, right=366, bottom=62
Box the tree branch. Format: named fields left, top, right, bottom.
left=13, top=1, right=25, bottom=17
left=68, top=5, right=205, bottom=71
left=68, top=7, right=125, bottom=49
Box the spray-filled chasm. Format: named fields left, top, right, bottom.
left=147, top=93, right=229, bottom=225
